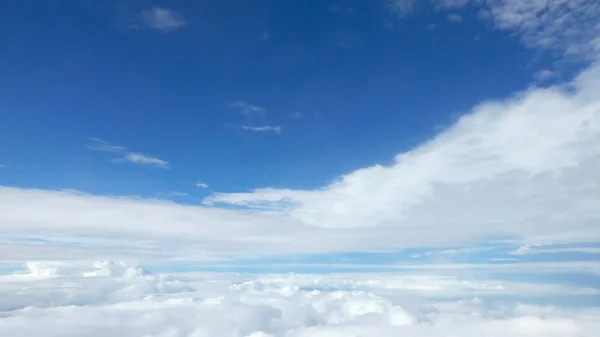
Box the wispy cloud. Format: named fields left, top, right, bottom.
left=433, top=0, right=600, bottom=58
left=124, top=153, right=170, bottom=169
left=140, top=7, right=187, bottom=33
left=260, top=31, right=270, bottom=42
left=162, top=191, right=189, bottom=198
left=88, top=138, right=170, bottom=169
left=86, top=138, right=127, bottom=153
left=511, top=244, right=600, bottom=255
left=289, top=112, right=304, bottom=119
left=447, top=13, right=462, bottom=23
left=239, top=125, right=282, bottom=134
left=196, top=181, right=209, bottom=189
left=229, top=102, right=266, bottom=117
left=0, top=164, right=6, bottom=169
left=534, top=69, right=556, bottom=82
left=387, top=0, right=415, bottom=17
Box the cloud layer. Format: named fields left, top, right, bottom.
left=1, top=261, right=599, bottom=337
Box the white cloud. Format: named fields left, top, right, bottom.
left=0, top=263, right=598, bottom=337
left=205, top=61, right=600, bottom=248
left=534, top=69, right=557, bottom=82
left=240, top=125, right=282, bottom=134
left=86, top=137, right=127, bottom=153
left=196, top=181, right=209, bottom=189
left=124, top=153, right=170, bottom=169
left=140, top=7, right=187, bottom=33
left=511, top=244, right=600, bottom=255
left=3, top=61, right=594, bottom=262
left=434, top=0, right=600, bottom=58
left=229, top=102, right=267, bottom=117
left=0, top=164, right=5, bottom=168
left=88, top=138, right=170, bottom=169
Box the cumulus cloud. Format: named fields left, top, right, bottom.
left=0, top=262, right=599, bottom=337
left=205, top=62, right=600, bottom=247
left=88, top=138, right=170, bottom=169
left=140, top=7, right=187, bottom=33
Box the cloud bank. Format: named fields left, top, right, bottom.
left=1, top=261, right=599, bottom=337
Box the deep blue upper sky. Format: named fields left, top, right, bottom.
left=0, top=0, right=550, bottom=198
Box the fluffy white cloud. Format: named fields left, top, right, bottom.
left=206, top=62, right=600, bottom=246
left=1, top=62, right=599, bottom=262
left=0, top=262, right=598, bottom=337
left=141, top=7, right=187, bottom=33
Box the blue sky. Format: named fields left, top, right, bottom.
left=1, top=0, right=556, bottom=196
left=1, top=0, right=600, bottom=303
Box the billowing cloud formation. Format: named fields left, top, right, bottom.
left=1, top=62, right=599, bottom=262
left=0, top=261, right=598, bottom=337
left=206, top=62, right=600, bottom=244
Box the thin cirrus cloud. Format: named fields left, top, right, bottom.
left=123, top=153, right=170, bottom=169
left=432, top=0, right=600, bottom=57
left=447, top=13, right=462, bottom=23
left=87, top=138, right=170, bottom=169
left=228, top=101, right=266, bottom=117
left=239, top=125, right=282, bottom=134
left=140, top=7, right=187, bottom=33
left=387, top=0, right=415, bottom=17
